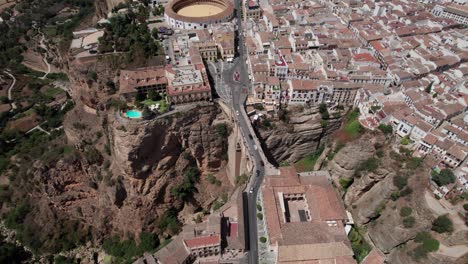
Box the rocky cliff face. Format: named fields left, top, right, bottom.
left=328, top=133, right=378, bottom=181
left=11, top=105, right=232, bottom=254
left=325, top=132, right=464, bottom=263
left=257, top=107, right=342, bottom=164
left=104, top=105, right=231, bottom=235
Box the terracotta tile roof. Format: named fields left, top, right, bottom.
left=277, top=242, right=355, bottom=263
left=184, top=235, right=220, bottom=249
left=423, top=133, right=438, bottom=145
left=119, top=67, right=167, bottom=94
left=262, top=167, right=353, bottom=263
left=361, top=248, right=386, bottom=264
left=154, top=236, right=190, bottom=264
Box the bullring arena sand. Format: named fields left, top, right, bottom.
left=177, top=4, right=224, bottom=17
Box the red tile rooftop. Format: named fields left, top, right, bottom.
left=361, top=248, right=386, bottom=264
left=353, top=53, right=377, bottom=62
left=184, top=235, right=220, bottom=249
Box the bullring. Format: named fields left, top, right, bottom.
left=165, top=0, right=234, bottom=29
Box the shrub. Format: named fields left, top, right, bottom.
left=400, top=207, right=412, bottom=217
left=257, top=213, right=263, bottom=220
left=400, top=187, right=413, bottom=197
left=259, top=236, right=267, bottom=243
left=235, top=174, right=248, bottom=185
left=207, top=174, right=216, bottom=184
left=84, top=146, right=102, bottom=165
left=355, top=158, right=379, bottom=176
left=212, top=200, right=223, bottom=211
left=432, top=169, right=455, bottom=187
left=393, top=176, right=408, bottom=190
left=403, top=216, right=415, bottom=228
left=256, top=204, right=262, bottom=211
left=377, top=124, right=393, bottom=134
left=432, top=215, right=453, bottom=233
left=139, top=232, right=158, bottom=252
left=464, top=204, right=468, bottom=212
left=376, top=150, right=384, bottom=158
left=4, top=202, right=30, bottom=229
left=170, top=167, right=200, bottom=200
left=157, top=208, right=180, bottom=235
left=348, top=228, right=371, bottom=262
left=412, top=232, right=439, bottom=260
left=339, top=178, right=353, bottom=189
left=400, top=136, right=410, bottom=145
left=215, top=123, right=229, bottom=137
left=407, top=157, right=423, bottom=170
left=390, top=192, right=400, bottom=201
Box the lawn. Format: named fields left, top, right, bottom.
left=343, top=108, right=363, bottom=139
left=142, top=98, right=168, bottom=113
left=43, top=87, right=63, bottom=98
left=43, top=26, right=57, bottom=37
left=345, top=119, right=363, bottom=138
left=294, top=146, right=324, bottom=172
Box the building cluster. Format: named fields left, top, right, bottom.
left=118, top=24, right=237, bottom=104
left=260, top=167, right=360, bottom=263
left=241, top=0, right=466, bottom=190
left=142, top=204, right=245, bottom=263
left=119, top=61, right=212, bottom=105
left=241, top=0, right=467, bottom=115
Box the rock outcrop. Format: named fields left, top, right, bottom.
left=328, top=133, right=378, bottom=181
left=257, top=108, right=342, bottom=163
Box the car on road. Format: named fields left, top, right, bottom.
left=248, top=134, right=253, bottom=140
left=256, top=170, right=260, bottom=177
left=236, top=110, right=239, bottom=116
left=249, top=187, right=254, bottom=193
left=254, top=145, right=257, bottom=150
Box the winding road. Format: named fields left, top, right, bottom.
left=38, top=29, right=51, bottom=80
left=3, top=70, right=17, bottom=110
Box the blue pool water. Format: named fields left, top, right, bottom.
left=126, top=110, right=142, bottom=119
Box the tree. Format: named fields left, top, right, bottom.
left=142, top=106, right=153, bottom=119
left=403, top=216, right=415, bottom=228
left=425, top=81, right=433, bottom=94
left=400, top=207, right=413, bottom=217
left=378, top=124, right=393, bottom=135
left=412, top=232, right=439, bottom=260
left=135, top=91, right=146, bottom=102
left=319, top=103, right=327, bottom=113
left=432, top=169, right=455, bottom=187
left=215, top=123, right=229, bottom=137
left=393, top=176, right=408, bottom=190
left=139, top=232, right=158, bottom=252
left=432, top=214, right=453, bottom=233
left=151, top=27, right=159, bottom=40
left=400, top=136, right=410, bottom=145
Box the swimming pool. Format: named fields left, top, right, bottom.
left=125, top=110, right=142, bottom=119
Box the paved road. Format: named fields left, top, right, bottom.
left=222, top=1, right=266, bottom=263
left=3, top=70, right=17, bottom=110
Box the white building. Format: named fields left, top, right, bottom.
left=432, top=4, right=468, bottom=25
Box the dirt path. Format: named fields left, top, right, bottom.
left=3, top=70, right=17, bottom=110
left=437, top=244, right=468, bottom=258
left=38, top=30, right=51, bottom=80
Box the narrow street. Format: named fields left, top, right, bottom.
left=217, top=1, right=271, bottom=263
